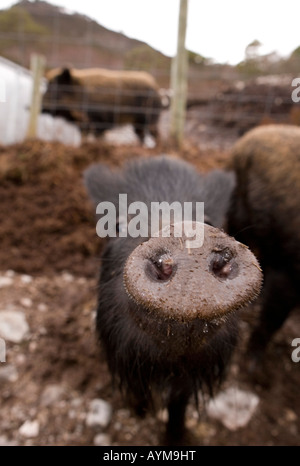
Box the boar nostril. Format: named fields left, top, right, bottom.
left=209, top=247, right=239, bottom=280
left=146, top=255, right=176, bottom=282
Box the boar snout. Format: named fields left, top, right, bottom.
left=124, top=222, right=262, bottom=322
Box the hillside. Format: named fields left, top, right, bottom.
left=0, top=0, right=171, bottom=83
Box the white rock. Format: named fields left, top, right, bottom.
left=38, top=303, right=47, bottom=312
left=104, top=125, right=139, bottom=146
left=19, top=420, right=40, bottom=438
left=156, top=409, right=168, bottom=422
left=5, top=270, right=15, bottom=278
left=0, top=311, right=29, bottom=343
left=207, top=387, right=259, bottom=431
left=86, top=399, right=112, bottom=428
left=0, top=277, right=13, bottom=287
left=16, top=354, right=26, bottom=365
left=285, top=409, right=297, bottom=422
left=40, top=384, right=65, bottom=407
left=144, top=133, right=156, bottom=148
left=20, top=275, right=33, bottom=284
left=94, top=433, right=111, bottom=446
left=0, top=364, right=18, bottom=382
left=20, top=298, right=32, bottom=308
left=62, top=272, right=74, bottom=282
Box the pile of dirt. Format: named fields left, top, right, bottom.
left=0, top=139, right=228, bottom=277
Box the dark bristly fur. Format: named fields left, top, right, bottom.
left=84, top=156, right=240, bottom=441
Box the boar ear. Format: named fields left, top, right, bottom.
left=202, top=170, right=236, bottom=229
left=56, top=68, right=73, bottom=85
left=83, top=163, right=123, bottom=206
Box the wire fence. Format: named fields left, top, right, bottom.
left=0, top=2, right=299, bottom=147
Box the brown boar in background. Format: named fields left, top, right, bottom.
left=42, top=67, right=163, bottom=143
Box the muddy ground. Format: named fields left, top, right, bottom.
left=0, top=110, right=299, bottom=446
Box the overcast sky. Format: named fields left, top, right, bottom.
left=1, top=0, right=300, bottom=64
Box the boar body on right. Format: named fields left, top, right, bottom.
left=227, top=124, right=300, bottom=363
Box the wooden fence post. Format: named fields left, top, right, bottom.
left=26, top=54, right=46, bottom=139
left=169, top=0, right=189, bottom=148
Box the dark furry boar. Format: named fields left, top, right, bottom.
left=84, top=156, right=262, bottom=442
left=42, top=67, right=163, bottom=143
left=227, top=124, right=300, bottom=364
